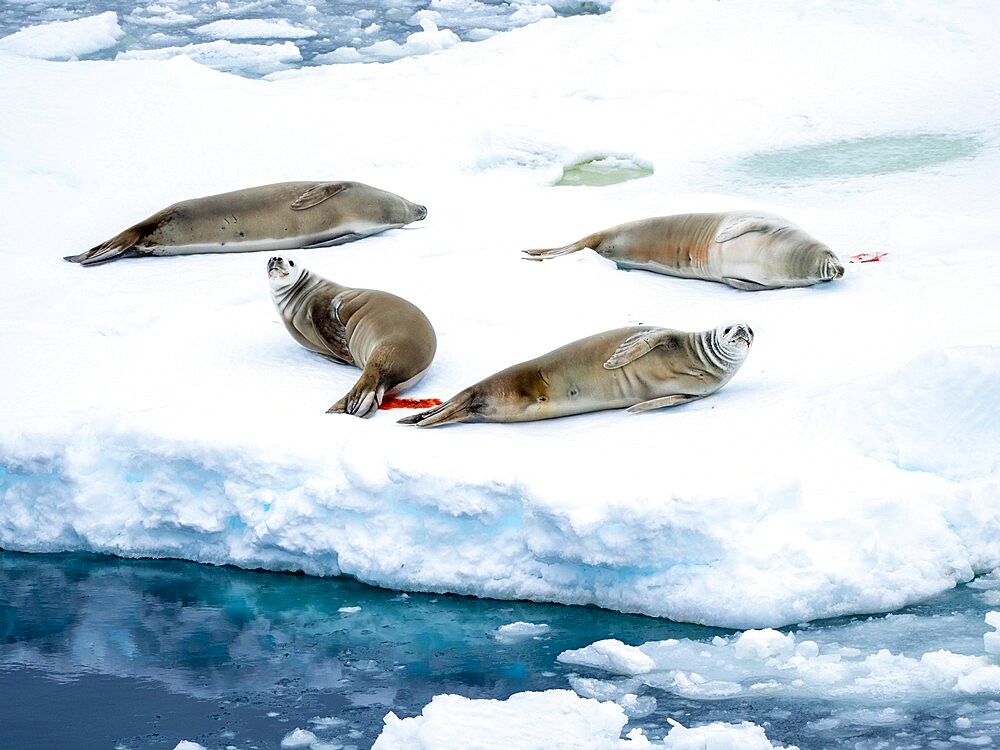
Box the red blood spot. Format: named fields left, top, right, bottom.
left=379, top=397, right=443, bottom=410
left=849, top=252, right=888, bottom=263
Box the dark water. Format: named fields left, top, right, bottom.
left=0, top=551, right=723, bottom=750
left=0, top=0, right=604, bottom=73
left=3, top=551, right=998, bottom=750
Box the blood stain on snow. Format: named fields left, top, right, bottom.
left=379, top=397, right=443, bottom=410
left=849, top=252, right=888, bottom=263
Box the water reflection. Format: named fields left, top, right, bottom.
left=0, top=551, right=711, bottom=748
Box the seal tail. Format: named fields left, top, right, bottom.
left=521, top=236, right=594, bottom=262
left=397, top=391, right=474, bottom=428
left=64, top=226, right=144, bottom=266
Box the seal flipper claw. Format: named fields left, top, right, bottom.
left=627, top=394, right=701, bottom=413
left=397, top=392, right=474, bottom=427
left=65, top=227, right=144, bottom=265
left=522, top=238, right=592, bottom=261
left=328, top=372, right=385, bottom=418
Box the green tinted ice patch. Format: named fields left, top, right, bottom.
left=555, top=155, right=654, bottom=186
left=736, top=134, right=981, bottom=185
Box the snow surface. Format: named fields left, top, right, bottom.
left=2, top=0, right=1000, bottom=645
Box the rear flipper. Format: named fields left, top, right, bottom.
left=64, top=227, right=144, bottom=266
left=397, top=391, right=475, bottom=427
left=327, top=369, right=387, bottom=418
left=521, top=238, right=592, bottom=261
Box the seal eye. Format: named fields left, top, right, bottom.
left=537, top=396, right=547, bottom=403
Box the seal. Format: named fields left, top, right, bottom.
left=267, top=256, right=437, bottom=417
left=65, top=181, right=428, bottom=266
left=523, top=212, right=844, bottom=290
left=399, top=322, right=752, bottom=427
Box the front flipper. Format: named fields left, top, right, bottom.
left=310, top=296, right=353, bottom=364
left=328, top=369, right=386, bottom=418
left=302, top=232, right=373, bottom=249
left=626, top=394, right=702, bottom=413
left=723, top=277, right=771, bottom=291
left=603, top=328, right=677, bottom=369
left=715, top=215, right=788, bottom=243
left=291, top=182, right=349, bottom=211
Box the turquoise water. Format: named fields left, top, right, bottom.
left=0, top=551, right=721, bottom=749
left=555, top=157, right=654, bottom=187
left=735, top=133, right=982, bottom=186
left=2, top=551, right=999, bottom=749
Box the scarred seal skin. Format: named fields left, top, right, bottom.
left=66, top=181, right=427, bottom=266
left=523, top=212, right=844, bottom=290
left=268, top=256, right=437, bottom=417
left=399, top=322, right=752, bottom=427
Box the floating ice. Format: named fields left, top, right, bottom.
left=316, top=18, right=460, bottom=63
left=494, top=621, right=552, bottom=644
left=559, top=622, right=1000, bottom=705
left=281, top=728, right=319, bottom=747
left=116, top=39, right=302, bottom=75
left=0, top=12, right=123, bottom=60
left=194, top=19, right=318, bottom=40
left=372, top=689, right=792, bottom=749
left=986, top=611, right=1000, bottom=656
left=372, top=690, right=628, bottom=749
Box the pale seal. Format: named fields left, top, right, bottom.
left=66, top=181, right=427, bottom=266
left=523, top=212, right=844, bottom=290
left=268, top=256, right=437, bottom=417
left=399, top=322, right=752, bottom=427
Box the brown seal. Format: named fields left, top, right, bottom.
left=399, top=322, right=752, bottom=427
left=523, top=212, right=844, bottom=290
left=268, top=256, right=437, bottom=417
left=66, top=181, right=427, bottom=266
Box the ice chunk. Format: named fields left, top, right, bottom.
left=494, top=621, right=552, bottom=644
left=281, top=728, right=319, bottom=747
left=371, top=690, right=629, bottom=749
left=0, top=12, right=123, bottom=60
left=194, top=19, right=318, bottom=40
left=661, top=719, right=794, bottom=750
left=985, top=611, right=1000, bottom=657
left=116, top=39, right=302, bottom=75
left=558, top=640, right=656, bottom=675
left=734, top=629, right=796, bottom=661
